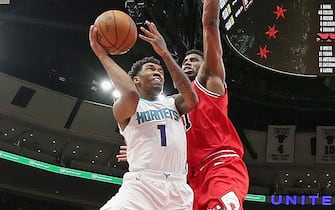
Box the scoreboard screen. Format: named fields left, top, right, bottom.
left=220, top=0, right=254, bottom=31
left=222, top=0, right=335, bottom=77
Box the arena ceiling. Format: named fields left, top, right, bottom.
left=0, top=0, right=334, bottom=128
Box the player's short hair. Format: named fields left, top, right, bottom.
left=185, top=49, right=204, bottom=58
left=128, top=56, right=161, bottom=79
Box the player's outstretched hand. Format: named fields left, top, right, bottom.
left=139, top=20, right=169, bottom=57
left=89, top=25, right=108, bottom=57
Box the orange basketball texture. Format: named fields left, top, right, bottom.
left=94, top=10, right=137, bottom=55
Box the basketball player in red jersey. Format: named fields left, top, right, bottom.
left=181, top=0, right=249, bottom=209
left=117, top=0, right=249, bottom=209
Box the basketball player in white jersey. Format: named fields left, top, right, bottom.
left=89, top=19, right=198, bottom=209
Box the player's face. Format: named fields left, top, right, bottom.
left=136, top=62, right=165, bottom=94
left=182, top=53, right=203, bottom=81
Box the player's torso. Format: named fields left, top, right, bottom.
left=122, top=97, right=188, bottom=175
left=185, top=80, right=244, bottom=168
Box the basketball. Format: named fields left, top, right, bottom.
left=94, top=10, right=137, bottom=55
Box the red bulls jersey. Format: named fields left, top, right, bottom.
left=185, top=78, right=244, bottom=169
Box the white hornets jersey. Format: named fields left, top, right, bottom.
left=121, top=97, right=188, bottom=175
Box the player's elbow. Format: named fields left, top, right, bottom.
left=186, top=94, right=199, bottom=111
left=176, top=94, right=199, bottom=115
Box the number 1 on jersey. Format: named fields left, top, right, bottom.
left=157, top=124, right=167, bottom=146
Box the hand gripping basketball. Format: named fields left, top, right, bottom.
left=94, top=10, right=138, bottom=55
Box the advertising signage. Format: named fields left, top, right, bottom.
left=270, top=195, right=335, bottom=206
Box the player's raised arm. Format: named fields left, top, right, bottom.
left=89, top=25, right=139, bottom=128
left=139, top=20, right=198, bottom=114
left=198, top=0, right=226, bottom=95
